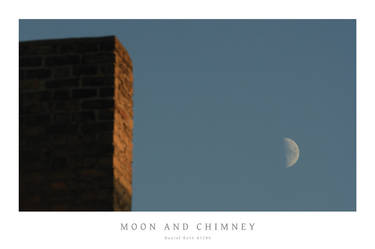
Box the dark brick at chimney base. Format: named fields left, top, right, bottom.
left=19, top=36, right=133, bottom=211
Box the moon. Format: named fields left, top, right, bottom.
left=284, top=137, right=300, bottom=168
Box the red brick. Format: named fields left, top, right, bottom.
left=20, top=36, right=133, bottom=211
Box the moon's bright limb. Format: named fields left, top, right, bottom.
left=284, top=137, right=300, bottom=168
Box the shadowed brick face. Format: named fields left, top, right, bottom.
left=20, top=36, right=133, bottom=211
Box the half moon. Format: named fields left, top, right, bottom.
left=284, top=137, right=300, bottom=168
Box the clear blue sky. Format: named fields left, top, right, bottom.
left=20, top=20, right=356, bottom=211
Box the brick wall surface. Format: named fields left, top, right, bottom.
left=19, top=36, right=133, bottom=211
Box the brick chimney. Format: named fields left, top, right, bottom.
left=19, top=36, right=133, bottom=211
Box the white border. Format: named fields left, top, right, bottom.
left=2, top=0, right=374, bottom=248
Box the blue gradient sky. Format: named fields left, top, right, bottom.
left=20, top=20, right=356, bottom=211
